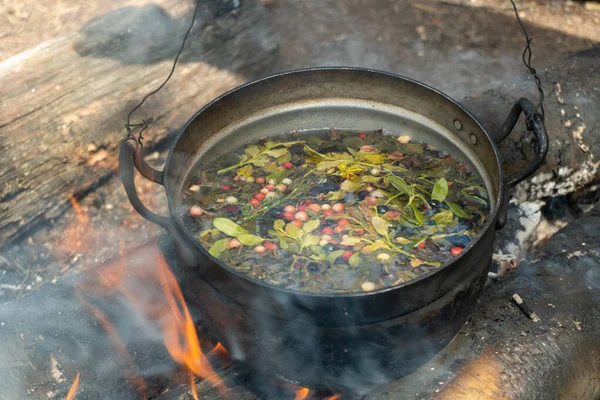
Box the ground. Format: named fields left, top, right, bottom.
left=0, top=0, right=599, bottom=302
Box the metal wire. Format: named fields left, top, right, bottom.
left=509, top=0, right=545, bottom=123
left=123, top=0, right=203, bottom=147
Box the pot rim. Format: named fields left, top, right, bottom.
left=165, top=66, right=504, bottom=299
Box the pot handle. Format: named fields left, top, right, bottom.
left=493, top=98, right=549, bottom=229
left=119, top=141, right=173, bottom=232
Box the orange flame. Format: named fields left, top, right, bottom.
left=326, top=395, right=343, bottom=400
left=66, top=372, right=80, bottom=400
left=79, top=245, right=227, bottom=398
left=294, top=386, right=311, bottom=400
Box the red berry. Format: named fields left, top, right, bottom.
left=292, top=219, right=303, bottom=228
left=189, top=206, right=204, bottom=217
left=298, top=205, right=307, bottom=211
left=221, top=185, right=231, bottom=190
left=329, top=239, right=339, bottom=245
left=303, top=199, right=312, bottom=205
left=284, top=205, right=296, bottom=213
left=264, top=242, right=277, bottom=251
left=233, top=176, right=241, bottom=181
left=255, top=177, right=266, bottom=184
left=365, top=196, right=378, bottom=206
left=358, top=133, right=367, bottom=139
left=337, top=219, right=350, bottom=227
left=283, top=162, right=294, bottom=169
left=254, top=192, right=266, bottom=201
left=228, top=238, right=241, bottom=249
left=266, top=184, right=275, bottom=191
left=343, top=250, right=353, bottom=258
left=294, top=211, right=309, bottom=221
left=332, top=203, right=345, bottom=213
left=282, top=211, right=295, bottom=220
left=249, top=198, right=260, bottom=207
left=322, top=226, right=334, bottom=235
left=417, top=241, right=426, bottom=249
left=308, top=203, right=322, bottom=213
left=450, top=247, right=464, bottom=256
left=323, top=209, right=335, bottom=217
left=354, top=229, right=365, bottom=236
left=333, top=225, right=347, bottom=234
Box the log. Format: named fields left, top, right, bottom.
left=0, top=0, right=278, bottom=246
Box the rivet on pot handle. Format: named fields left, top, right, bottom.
left=493, top=98, right=549, bottom=229
left=119, top=141, right=173, bottom=232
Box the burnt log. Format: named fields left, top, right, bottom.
left=462, top=44, right=600, bottom=203
left=0, top=0, right=278, bottom=247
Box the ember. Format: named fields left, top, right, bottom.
left=66, top=371, right=80, bottom=400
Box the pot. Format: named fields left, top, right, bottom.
left=119, top=68, right=547, bottom=395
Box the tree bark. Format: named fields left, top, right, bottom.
left=0, top=0, right=278, bottom=246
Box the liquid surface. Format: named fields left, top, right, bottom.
left=181, top=129, right=490, bottom=293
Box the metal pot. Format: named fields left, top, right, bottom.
left=119, top=68, right=547, bottom=395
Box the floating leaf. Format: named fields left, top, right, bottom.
left=285, top=223, right=303, bottom=239
left=245, top=146, right=261, bottom=157
left=410, top=258, right=424, bottom=267
left=340, top=179, right=362, bottom=192
left=265, top=148, right=289, bottom=158
left=266, top=169, right=291, bottom=183
left=387, top=175, right=412, bottom=196
left=237, top=154, right=249, bottom=163
left=356, top=151, right=385, bottom=164
left=316, top=160, right=341, bottom=170
left=208, top=239, right=229, bottom=258
left=303, top=219, right=321, bottom=233
left=326, top=191, right=346, bottom=200
left=382, top=210, right=401, bottom=221
left=445, top=200, right=467, bottom=218
left=250, top=156, right=269, bottom=167
left=361, top=240, right=389, bottom=253
left=431, top=178, right=449, bottom=202
left=279, top=237, right=289, bottom=250
left=410, top=203, right=424, bottom=226
left=237, top=234, right=264, bottom=246
left=274, top=219, right=285, bottom=231
left=432, top=210, right=454, bottom=226
left=199, top=228, right=217, bottom=241
left=237, top=165, right=253, bottom=178
left=404, top=143, right=424, bottom=154
left=394, top=236, right=412, bottom=245
left=361, top=175, right=381, bottom=183
left=213, top=218, right=248, bottom=237
left=303, top=234, right=321, bottom=246
left=348, top=253, right=362, bottom=267
left=371, top=216, right=389, bottom=237
left=329, top=152, right=354, bottom=161
left=327, top=250, right=346, bottom=263
left=340, top=236, right=363, bottom=246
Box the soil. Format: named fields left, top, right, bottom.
left=0, top=0, right=599, bottom=302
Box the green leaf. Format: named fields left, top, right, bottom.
left=431, top=178, right=449, bottom=202
left=329, top=152, right=354, bottom=161
left=265, top=148, right=289, bottom=158
left=387, top=175, right=412, bottom=196
left=356, top=152, right=385, bottom=163
left=410, top=203, right=424, bottom=226
left=325, top=191, right=346, bottom=200
left=266, top=169, right=291, bottom=183
left=245, top=146, right=261, bottom=157
left=340, top=179, right=362, bottom=192
left=432, top=210, right=454, bottom=226
left=404, top=143, right=424, bottom=154
left=340, top=236, right=363, bottom=246
left=394, top=236, right=412, bottom=245
left=274, top=219, right=285, bottom=231
left=285, top=223, right=303, bottom=239
left=361, top=175, right=381, bottom=183
left=371, top=216, right=389, bottom=237
left=213, top=218, right=248, bottom=237
left=361, top=240, right=389, bottom=253
left=250, top=156, right=269, bottom=167
left=208, top=239, right=229, bottom=258
left=279, top=237, right=289, bottom=250
left=327, top=250, right=346, bottom=263
left=303, top=234, right=321, bottom=246
left=237, top=165, right=253, bottom=177
left=303, top=219, right=321, bottom=233
left=316, top=160, right=341, bottom=171
left=445, top=200, right=467, bottom=218
left=348, top=253, right=361, bottom=267
left=237, top=234, right=264, bottom=246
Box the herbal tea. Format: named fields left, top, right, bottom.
left=181, top=129, right=490, bottom=293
